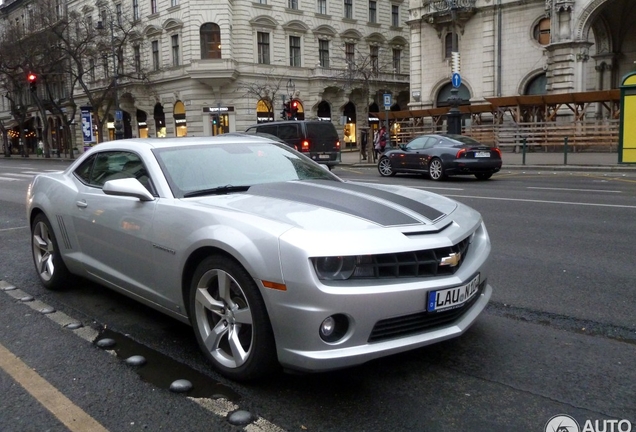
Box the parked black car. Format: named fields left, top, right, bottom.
left=378, top=134, right=502, bottom=180
left=245, top=120, right=341, bottom=169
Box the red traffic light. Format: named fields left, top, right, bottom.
left=27, top=73, right=37, bottom=82
left=291, top=101, right=298, bottom=108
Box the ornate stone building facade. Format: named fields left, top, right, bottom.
left=1, top=0, right=411, bottom=151
left=407, top=0, right=636, bottom=110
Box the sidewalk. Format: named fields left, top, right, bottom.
left=340, top=149, right=636, bottom=172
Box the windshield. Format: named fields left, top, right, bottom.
left=154, top=141, right=340, bottom=197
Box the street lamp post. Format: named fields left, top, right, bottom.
left=99, top=18, right=124, bottom=140
left=432, top=0, right=476, bottom=135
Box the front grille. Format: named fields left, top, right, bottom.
left=368, top=281, right=484, bottom=343
left=352, top=236, right=471, bottom=279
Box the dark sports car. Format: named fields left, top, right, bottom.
left=378, top=134, right=502, bottom=180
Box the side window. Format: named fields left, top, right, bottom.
left=88, top=151, right=155, bottom=194
left=408, top=137, right=428, bottom=150
left=74, top=154, right=96, bottom=183
left=423, top=137, right=439, bottom=149
left=258, top=125, right=278, bottom=136
left=278, top=124, right=299, bottom=140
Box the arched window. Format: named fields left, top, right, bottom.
left=436, top=83, right=470, bottom=107
left=317, top=100, right=331, bottom=120
left=525, top=73, right=547, bottom=95
left=257, top=99, right=273, bottom=123
left=173, top=101, right=187, bottom=137
left=200, top=23, right=222, bottom=59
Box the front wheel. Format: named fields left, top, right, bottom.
left=31, top=213, right=73, bottom=290
left=189, top=255, right=278, bottom=381
left=378, top=157, right=396, bottom=177
left=428, top=158, right=446, bottom=181
left=475, top=173, right=493, bottom=180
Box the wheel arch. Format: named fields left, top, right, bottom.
left=181, top=246, right=241, bottom=318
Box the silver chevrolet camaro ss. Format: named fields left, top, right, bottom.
left=27, top=135, right=493, bottom=381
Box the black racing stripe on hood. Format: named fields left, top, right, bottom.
left=248, top=181, right=421, bottom=226
left=331, top=181, right=445, bottom=222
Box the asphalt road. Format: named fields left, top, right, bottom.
left=1, top=158, right=635, bottom=432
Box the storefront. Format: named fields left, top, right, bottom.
left=203, top=106, right=233, bottom=136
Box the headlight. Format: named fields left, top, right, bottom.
left=312, top=256, right=356, bottom=280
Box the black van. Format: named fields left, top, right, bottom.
left=245, top=120, right=341, bottom=168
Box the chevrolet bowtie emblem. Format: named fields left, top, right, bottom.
left=440, top=252, right=461, bottom=267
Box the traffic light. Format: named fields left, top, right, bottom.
left=212, top=114, right=219, bottom=125
left=290, top=100, right=298, bottom=120
left=27, top=73, right=37, bottom=92
left=451, top=52, right=461, bottom=74
left=281, top=101, right=290, bottom=120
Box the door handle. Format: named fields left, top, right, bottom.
left=76, top=200, right=88, bottom=208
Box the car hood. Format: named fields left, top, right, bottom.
left=192, top=180, right=458, bottom=232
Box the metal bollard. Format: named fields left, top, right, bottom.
left=522, top=138, right=527, bottom=165
left=563, top=137, right=568, bottom=165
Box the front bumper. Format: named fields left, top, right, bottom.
left=275, top=283, right=492, bottom=372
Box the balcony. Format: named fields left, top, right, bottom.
left=186, top=59, right=239, bottom=86
left=310, top=67, right=410, bottom=84
left=420, top=0, right=477, bottom=33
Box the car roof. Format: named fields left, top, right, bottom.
left=88, top=135, right=278, bottom=151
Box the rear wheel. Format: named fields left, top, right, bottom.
left=428, top=158, right=446, bottom=181
left=189, top=255, right=278, bottom=381
left=378, top=157, right=396, bottom=177
left=31, top=213, right=73, bottom=290
left=475, top=173, right=493, bottom=180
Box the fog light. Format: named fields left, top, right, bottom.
left=320, top=317, right=336, bottom=337
left=318, top=314, right=349, bottom=343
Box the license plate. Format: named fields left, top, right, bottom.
left=475, top=151, right=490, bottom=158
left=318, top=154, right=330, bottom=159
left=427, top=274, right=480, bottom=312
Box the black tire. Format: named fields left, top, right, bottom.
left=31, top=213, right=73, bottom=290
left=189, top=255, right=278, bottom=381
left=475, top=173, right=493, bottom=180
left=428, top=158, right=446, bottom=181
left=378, top=157, right=396, bottom=177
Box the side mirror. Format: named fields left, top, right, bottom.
left=103, top=178, right=155, bottom=201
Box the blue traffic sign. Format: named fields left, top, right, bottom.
left=452, top=73, right=461, bottom=89
left=383, top=93, right=392, bottom=108
left=115, top=110, right=123, bottom=121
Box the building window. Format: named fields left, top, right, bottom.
left=345, top=42, right=355, bottom=68
left=171, top=0, right=179, bottom=6
left=319, top=39, right=329, bottom=68
left=89, top=59, right=95, bottom=81
left=171, top=35, right=180, bottom=66
left=200, top=23, right=222, bottom=59
left=317, top=0, right=326, bottom=14
left=289, top=36, right=301, bottom=67
left=534, top=18, right=551, bottom=46
left=288, top=0, right=297, bottom=9
left=257, top=0, right=266, bottom=4
left=392, top=48, right=401, bottom=73
left=132, top=0, right=139, bottom=20
left=100, top=9, right=107, bottom=26
left=392, top=5, right=399, bottom=27
left=152, top=40, right=160, bottom=70
left=102, top=56, right=109, bottom=77
left=134, top=45, right=141, bottom=73
left=115, top=4, right=122, bottom=24
left=370, top=45, right=378, bottom=71
left=369, top=1, right=376, bottom=23
left=344, top=0, right=352, bottom=18
left=445, top=32, right=458, bottom=59
left=257, top=32, right=270, bottom=64
left=150, top=0, right=157, bottom=14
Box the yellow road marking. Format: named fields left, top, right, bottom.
left=0, top=342, right=109, bottom=432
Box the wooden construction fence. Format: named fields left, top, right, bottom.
left=374, top=90, right=621, bottom=152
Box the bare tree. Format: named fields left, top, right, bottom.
left=238, top=70, right=293, bottom=122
